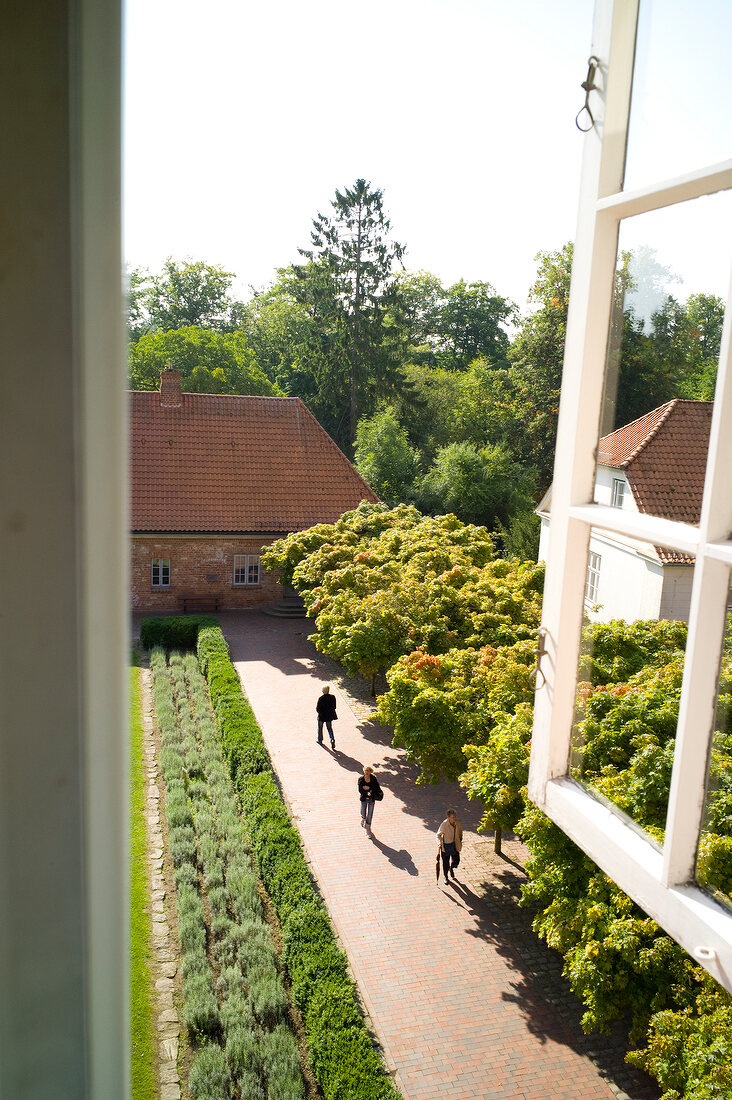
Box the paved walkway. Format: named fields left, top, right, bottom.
left=219, top=611, right=658, bottom=1100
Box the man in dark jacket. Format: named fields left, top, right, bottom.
left=316, top=685, right=337, bottom=749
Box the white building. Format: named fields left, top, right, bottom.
left=537, top=400, right=712, bottom=624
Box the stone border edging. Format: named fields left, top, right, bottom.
left=141, top=667, right=182, bottom=1100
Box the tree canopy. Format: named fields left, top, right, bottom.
left=129, top=326, right=280, bottom=396
left=260, top=504, right=732, bottom=1098
left=127, top=259, right=244, bottom=340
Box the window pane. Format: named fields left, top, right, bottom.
left=571, top=532, right=692, bottom=844
left=233, top=555, right=246, bottom=585
left=596, top=193, right=730, bottom=523
left=697, top=588, right=732, bottom=908
left=624, top=0, right=732, bottom=192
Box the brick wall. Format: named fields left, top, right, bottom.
left=131, top=536, right=283, bottom=611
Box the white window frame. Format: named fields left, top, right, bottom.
left=151, top=557, right=171, bottom=588
left=528, top=0, right=732, bottom=991
left=233, top=554, right=261, bottom=586
left=610, top=477, right=625, bottom=508
left=585, top=551, right=601, bottom=603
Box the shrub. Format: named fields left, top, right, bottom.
left=260, top=1023, right=304, bottom=1100
left=140, top=615, right=218, bottom=651
left=249, top=968, right=288, bottom=1026
left=169, top=825, right=197, bottom=868
left=225, top=1024, right=260, bottom=1078
left=183, top=972, right=220, bottom=1039
left=188, top=1044, right=232, bottom=1099
left=220, top=989, right=254, bottom=1035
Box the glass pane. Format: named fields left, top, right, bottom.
left=595, top=193, right=731, bottom=522
left=697, top=586, right=732, bottom=908
left=624, top=0, right=732, bottom=192
left=570, top=531, right=692, bottom=844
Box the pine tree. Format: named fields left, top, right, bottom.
left=293, top=179, right=405, bottom=451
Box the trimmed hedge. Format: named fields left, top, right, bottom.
left=196, top=625, right=401, bottom=1100
left=144, top=620, right=400, bottom=1098
left=140, top=615, right=218, bottom=652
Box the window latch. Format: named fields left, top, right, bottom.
left=529, top=627, right=549, bottom=691
left=575, top=55, right=601, bottom=132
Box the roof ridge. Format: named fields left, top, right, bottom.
left=621, top=398, right=678, bottom=466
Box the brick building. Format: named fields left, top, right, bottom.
left=130, top=369, right=378, bottom=611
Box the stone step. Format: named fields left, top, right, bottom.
left=262, top=598, right=308, bottom=618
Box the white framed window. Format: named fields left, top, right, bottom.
left=233, top=554, right=261, bottom=586
left=585, top=552, right=601, bottom=603
left=529, top=0, right=732, bottom=991
left=151, top=557, right=170, bottom=588
left=610, top=477, right=625, bottom=508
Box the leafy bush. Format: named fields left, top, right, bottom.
left=140, top=615, right=218, bottom=651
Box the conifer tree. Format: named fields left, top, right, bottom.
left=293, top=179, right=405, bottom=451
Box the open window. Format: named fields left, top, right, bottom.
left=529, top=0, right=732, bottom=991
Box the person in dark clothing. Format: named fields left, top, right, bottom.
left=358, top=765, right=382, bottom=835
left=316, top=684, right=337, bottom=748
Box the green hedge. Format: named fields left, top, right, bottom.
left=196, top=625, right=401, bottom=1100
left=140, top=615, right=218, bottom=651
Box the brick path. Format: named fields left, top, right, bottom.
left=219, top=611, right=658, bottom=1100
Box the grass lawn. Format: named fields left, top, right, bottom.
left=130, top=656, right=157, bottom=1100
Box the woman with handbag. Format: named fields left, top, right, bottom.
left=358, top=765, right=383, bottom=836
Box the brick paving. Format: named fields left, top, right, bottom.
left=219, top=611, right=659, bottom=1100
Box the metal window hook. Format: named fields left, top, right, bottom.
left=576, top=55, right=601, bottom=132
left=529, top=626, right=549, bottom=691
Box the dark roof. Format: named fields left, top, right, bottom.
left=130, top=371, right=378, bottom=533
left=598, top=399, right=713, bottom=564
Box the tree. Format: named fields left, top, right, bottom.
left=650, top=292, right=725, bottom=402
left=128, top=258, right=243, bottom=338
left=353, top=407, right=420, bottom=505
left=417, top=440, right=537, bottom=539
left=391, top=271, right=515, bottom=371
left=237, top=276, right=314, bottom=392
left=128, top=326, right=280, bottom=396
left=291, top=179, right=406, bottom=450
left=503, top=243, right=573, bottom=489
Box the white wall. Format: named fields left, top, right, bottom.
left=584, top=530, right=664, bottom=623
left=594, top=464, right=635, bottom=510
left=659, top=564, right=695, bottom=623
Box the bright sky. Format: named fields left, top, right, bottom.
left=124, top=0, right=595, bottom=314
left=123, top=0, right=731, bottom=316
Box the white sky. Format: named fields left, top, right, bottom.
left=123, top=0, right=731, bottom=316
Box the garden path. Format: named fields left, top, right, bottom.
left=220, top=610, right=658, bottom=1100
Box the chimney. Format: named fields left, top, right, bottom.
left=159, top=364, right=182, bottom=408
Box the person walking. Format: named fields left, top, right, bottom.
left=358, top=765, right=383, bottom=836
left=316, top=684, right=337, bottom=749
left=437, top=808, right=463, bottom=884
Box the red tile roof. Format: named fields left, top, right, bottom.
left=598, top=399, right=712, bottom=564
left=130, top=373, right=378, bottom=533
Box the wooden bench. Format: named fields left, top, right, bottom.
left=180, top=594, right=221, bottom=613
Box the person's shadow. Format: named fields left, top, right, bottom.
left=367, top=834, right=419, bottom=875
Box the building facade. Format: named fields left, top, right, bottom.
left=130, top=369, right=378, bottom=611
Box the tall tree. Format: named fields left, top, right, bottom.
left=391, top=271, right=515, bottom=371
left=292, top=179, right=406, bottom=451
left=128, top=258, right=243, bottom=339
left=503, top=243, right=573, bottom=489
